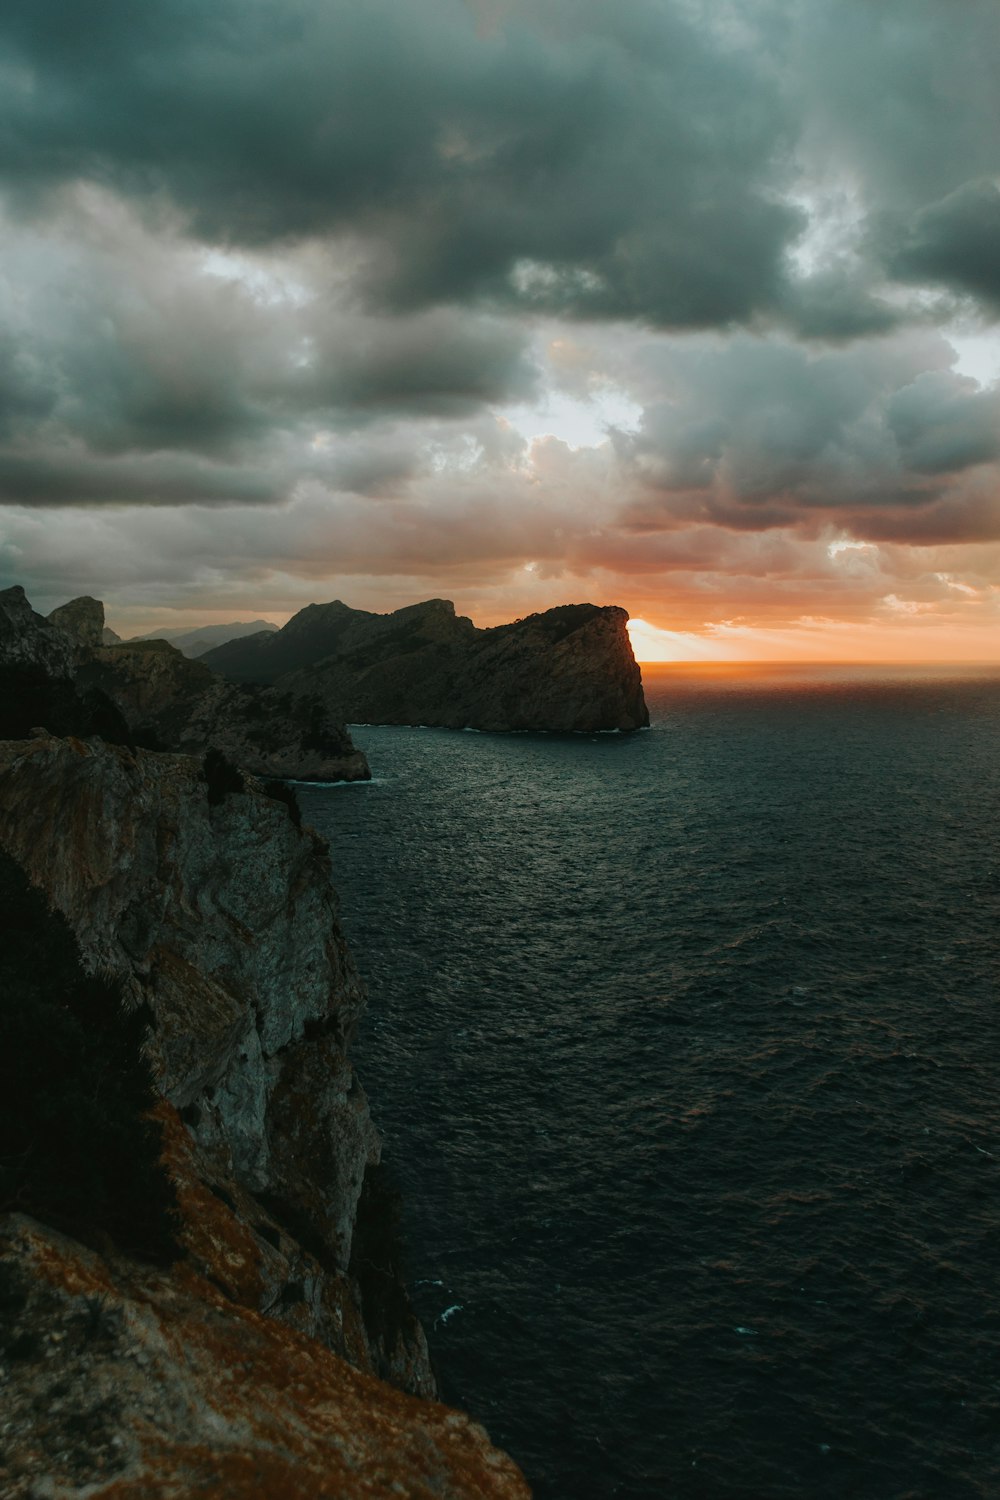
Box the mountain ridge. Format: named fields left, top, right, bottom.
left=205, top=596, right=650, bottom=733
left=129, top=619, right=280, bottom=658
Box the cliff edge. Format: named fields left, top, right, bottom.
left=0, top=601, right=528, bottom=1496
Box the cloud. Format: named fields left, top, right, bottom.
left=3, top=0, right=1000, bottom=334
left=613, top=332, right=1000, bottom=542
left=1, top=0, right=1000, bottom=651
left=0, top=186, right=540, bottom=506
left=0, top=0, right=801, bottom=327
left=882, top=180, right=1000, bottom=314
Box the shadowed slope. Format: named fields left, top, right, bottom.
left=205, top=597, right=649, bottom=732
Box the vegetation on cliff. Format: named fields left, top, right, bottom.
left=0, top=849, right=177, bottom=1263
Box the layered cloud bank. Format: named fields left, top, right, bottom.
left=1, top=0, right=999, bottom=655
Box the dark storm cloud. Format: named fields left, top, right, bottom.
left=776, top=270, right=900, bottom=343
left=300, top=306, right=539, bottom=417
left=886, top=369, right=1000, bottom=474
left=0, top=0, right=801, bottom=328
left=794, top=0, right=1000, bottom=318
left=3, top=0, right=1000, bottom=349
left=0, top=447, right=283, bottom=508
left=3, top=0, right=1000, bottom=332
left=0, top=189, right=539, bottom=504
left=881, top=181, right=1000, bottom=314
left=796, top=1, right=1000, bottom=208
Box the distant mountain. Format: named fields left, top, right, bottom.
left=203, top=597, right=649, bottom=733
left=129, top=619, right=279, bottom=658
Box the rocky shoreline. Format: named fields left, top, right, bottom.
left=0, top=581, right=650, bottom=1494
left=0, top=589, right=529, bottom=1498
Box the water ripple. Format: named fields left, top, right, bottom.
left=301, top=666, right=1000, bottom=1500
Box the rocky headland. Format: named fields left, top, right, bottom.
left=1, top=587, right=369, bottom=784
left=0, top=594, right=528, bottom=1497
left=204, top=597, right=650, bottom=733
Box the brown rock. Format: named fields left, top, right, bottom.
left=0, top=1215, right=530, bottom=1500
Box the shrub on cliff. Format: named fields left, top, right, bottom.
left=263, top=778, right=302, bottom=827
left=0, top=663, right=133, bottom=745
left=349, top=1162, right=412, bottom=1354
left=0, top=850, right=177, bottom=1262
left=201, top=746, right=245, bottom=804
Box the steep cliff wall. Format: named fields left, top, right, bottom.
left=205, top=597, right=650, bottom=733
left=1, top=585, right=74, bottom=676
left=0, top=735, right=412, bottom=1370
left=0, top=733, right=528, bottom=1496
left=1, top=1215, right=527, bottom=1500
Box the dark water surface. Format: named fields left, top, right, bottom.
left=299, top=664, right=1000, bottom=1499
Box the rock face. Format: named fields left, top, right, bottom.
left=0, top=732, right=528, bottom=1497
left=47, top=594, right=106, bottom=652
left=0, top=587, right=134, bottom=745
left=0, top=736, right=409, bottom=1376
left=79, top=638, right=370, bottom=782
left=0, top=586, right=74, bottom=677
left=2, top=588, right=368, bottom=783
left=205, top=597, right=650, bottom=732
left=0, top=1215, right=528, bottom=1500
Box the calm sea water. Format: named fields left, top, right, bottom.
left=298, top=664, right=1000, bottom=1500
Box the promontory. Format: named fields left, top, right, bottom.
left=0, top=589, right=529, bottom=1497
left=203, top=597, right=649, bottom=733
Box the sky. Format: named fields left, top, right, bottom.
left=1, top=0, right=999, bottom=659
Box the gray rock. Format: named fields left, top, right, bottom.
left=0, top=733, right=428, bottom=1392
left=24, top=587, right=370, bottom=782
left=0, top=1215, right=528, bottom=1499
left=46, top=595, right=105, bottom=652
left=0, top=587, right=74, bottom=677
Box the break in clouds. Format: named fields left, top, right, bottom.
left=1, top=0, right=999, bottom=642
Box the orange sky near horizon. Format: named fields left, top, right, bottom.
left=101, top=593, right=998, bottom=667
left=625, top=616, right=1000, bottom=665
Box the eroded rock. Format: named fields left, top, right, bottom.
left=0, top=735, right=424, bottom=1389
left=47, top=595, right=106, bottom=652
left=30, top=592, right=371, bottom=782
left=0, top=1215, right=529, bottom=1500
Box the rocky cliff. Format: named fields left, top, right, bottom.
left=80, top=637, right=370, bottom=783
left=0, top=587, right=368, bottom=783
left=0, top=734, right=528, bottom=1498
left=1, top=1213, right=527, bottom=1499
left=47, top=594, right=107, bottom=652
left=205, top=597, right=650, bottom=733
left=2, top=584, right=75, bottom=677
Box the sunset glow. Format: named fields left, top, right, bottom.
left=627, top=614, right=1000, bottom=665
left=2, top=2, right=999, bottom=662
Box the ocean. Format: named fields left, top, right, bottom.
left=297, top=663, right=1000, bottom=1499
